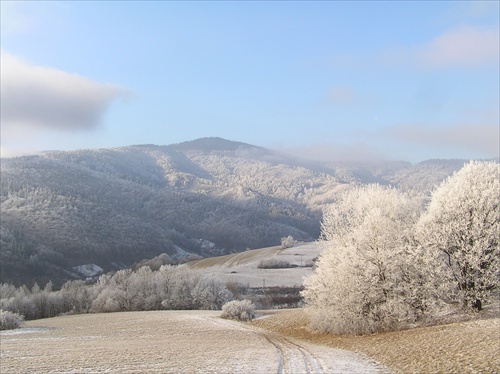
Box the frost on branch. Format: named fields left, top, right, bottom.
left=0, top=309, right=24, bottom=330
left=417, top=161, right=499, bottom=311
left=302, top=185, right=430, bottom=335
left=302, top=162, right=500, bottom=335
left=280, top=235, right=295, bottom=249
left=221, top=300, right=256, bottom=321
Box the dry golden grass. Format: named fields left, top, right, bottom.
left=0, top=311, right=279, bottom=373
left=253, top=308, right=500, bottom=374
left=187, top=245, right=283, bottom=269
left=1, top=310, right=385, bottom=373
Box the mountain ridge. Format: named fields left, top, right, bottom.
left=1, top=137, right=471, bottom=286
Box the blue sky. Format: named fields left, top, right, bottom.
left=1, top=1, right=498, bottom=162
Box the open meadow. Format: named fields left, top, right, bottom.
left=2, top=307, right=499, bottom=373
left=1, top=310, right=386, bottom=374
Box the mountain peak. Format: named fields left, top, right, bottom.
left=168, top=137, right=259, bottom=152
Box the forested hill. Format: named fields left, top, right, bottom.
left=0, top=137, right=467, bottom=286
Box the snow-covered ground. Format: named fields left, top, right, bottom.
left=0, top=310, right=387, bottom=373
left=187, top=242, right=322, bottom=288
left=73, top=263, right=104, bottom=278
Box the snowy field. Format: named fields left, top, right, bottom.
left=0, top=310, right=387, bottom=373
left=255, top=308, right=500, bottom=374
left=187, top=242, right=322, bottom=288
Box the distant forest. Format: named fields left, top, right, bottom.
left=0, top=137, right=470, bottom=286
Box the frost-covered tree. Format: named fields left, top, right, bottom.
left=280, top=235, right=295, bottom=249
left=192, top=276, right=233, bottom=310
left=417, top=161, right=499, bottom=311
left=161, top=267, right=200, bottom=310
left=221, top=300, right=255, bottom=321
left=302, top=185, right=427, bottom=335
left=60, top=280, right=96, bottom=314
left=0, top=309, right=24, bottom=330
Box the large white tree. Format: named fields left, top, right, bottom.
left=417, top=161, right=499, bottom=311
left=302, top=185, right=427, bottom=335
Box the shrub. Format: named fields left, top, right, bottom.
left=257, top=259, right=295, bottom=269
left=281, top=235, right=295, bottom=249
left=221, top=300, right=255, bottom=321
left=0, top=309, right=24, bottom=330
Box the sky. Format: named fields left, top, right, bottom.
left=1, top=1, right=499, bottom=162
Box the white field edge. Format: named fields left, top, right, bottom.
left=0, top=310, right=390, bottom=374
left=186, top=242, right=322, bottom=288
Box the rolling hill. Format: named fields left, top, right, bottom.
left=0, top=137, right=468, bottom=286
left=187, top=242, right=321, bottom=288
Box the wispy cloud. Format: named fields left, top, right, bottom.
left=326, top=86, right=355, bottom=105
left=279, top=142, right=387, bottom=163
left=381, top=25, right=499, bottom=69
left=385, top=123, right=499, bottom=158
left=417, top=25, right=499, bottom=68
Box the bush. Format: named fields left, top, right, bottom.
left=281, top=235, right=295, bottom=249
left=257, top=259, right=295, bottom=269
left=0, top=309, right=24, bottom=330
left=221, top=300, right=255, bottom=321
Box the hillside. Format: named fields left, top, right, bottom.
left=0, top=137, right=468, bottom=286
left=186, top=242, right=321, bottom=288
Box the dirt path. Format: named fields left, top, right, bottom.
left=253, top=308, right=500, bottom=374
left=1, top=311, right=386, bottom=373
left=260, top=330, right=389, bottom=374
left=198, top=314, right=388, bottom=374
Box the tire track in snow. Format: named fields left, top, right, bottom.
left=205, top=316, right=387, bottom=374
left=263, top=332, right=323, bottom=374
left=205, top=316, right=323, bottom=373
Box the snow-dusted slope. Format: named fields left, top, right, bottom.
left=187, top=242, right=322, bottom=288
left=1, top=137, right=467, bottom=286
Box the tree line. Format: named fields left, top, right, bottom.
left=302, top=161, right=499, bottom=335
left=1, top=266, right=232, bottom=320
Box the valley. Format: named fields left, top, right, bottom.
left=0, top=137, right=468, bottom=286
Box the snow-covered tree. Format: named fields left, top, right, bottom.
left=192, top=276, right=232, bottom=310
left=221, top=300, right=255, bottom=321
left=59, top=280, right=98, bottom=314
left=417, top=161, right=499, bottom=311
left=280, top=235, right=295, bottom=249
left=302, top=185, right=426, bottom=335
left=0, top=309, right=24, bottom=330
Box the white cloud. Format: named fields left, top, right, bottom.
left=381, top=25, right=499, bottom=69
left=1, top=51, right=130, bottom=132
left=418, top=26, right=499, bottom=68
left=0, top=51, right=131, bottom=157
